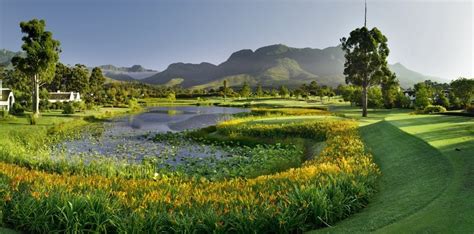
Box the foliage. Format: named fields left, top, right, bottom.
left=239, top=81, right=251, bottom=98
left=422, top=105, right=446, bottom=114
left=414, top=83, right=432, bottom=109
left=11, top=19, right=60, bottom=114
left=395, top=91, right=411, bottom=108
left=367, top=87, right=383, bottom=109
left=278, top=85, right=289, bottom=98
left=450, top=77, right=474, bottom=107
left=341, top=27, right=390, bottom=117
left=62, top=102, right=75, bottom=114
left=381, top=72, right=399, bottom=109
left=9, top=103, right=25, bottom=116
left=255, top=83, right=264, bottom=97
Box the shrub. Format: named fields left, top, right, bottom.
left=9, top=103, right=25, bottom=116
left=62, top=102, right=75, bottom=115
left=73, top=101, right=86, bottom=112
left=423, top=105, right=446, bottom=114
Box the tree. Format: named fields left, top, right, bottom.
left=69, top=64, right=89, bottom=94
left=256, top=83, right=264, bottom=97
left=308, top=81, right=319, bottom=96
left=223, top=80, right=228, bottom=101
left=414, top=83, right=431, bottom=109
left=48, top=62, right=71, bottom=92
left=279, top=85, right=289, bottom=98
left=240, top=81, right=251, bottom=99
left=317, top=86, right=330, bottom=103
left=341, top=27, right=390, bottom=117
left=450, top=77, right=474, bottom=107
left=395, top=91, right=411, bottom=108
left=434, top=92, right=450, bottom=109
left=12, top=19, right=60, bottom=115
left=89, top=67, right=106, bottom=104
left=368, top=87, right=383, bottom=109
left=381, top=70, right=399, bottom=109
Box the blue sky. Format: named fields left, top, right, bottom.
left=0, top=0, right=472, bottom=80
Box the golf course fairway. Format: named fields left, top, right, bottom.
left=314, top=113, right=473, bottom=233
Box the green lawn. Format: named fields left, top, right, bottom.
left=312, top=108, right=474, bottom=233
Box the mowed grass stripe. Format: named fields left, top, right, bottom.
left=312, top=120, right=452, bottom=233
left=382, top=115, right=474, bottom=233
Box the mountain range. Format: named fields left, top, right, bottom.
left=142, top=44, right=445, bottom=89
left=1, top=45, right=445, bottom=88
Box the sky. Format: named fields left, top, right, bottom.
left=0, top=0, right=472, bottom=80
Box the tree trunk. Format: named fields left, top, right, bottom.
left=33, top=74, right=40, bottom=115
left=362, top=85, right=368, bottom=117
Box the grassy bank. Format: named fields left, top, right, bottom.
left=312, top=107, right=474, bottom=233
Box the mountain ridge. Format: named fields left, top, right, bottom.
left=143, top=44, right=443, bottom=88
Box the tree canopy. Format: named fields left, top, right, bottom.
left=11, top=19, right=60, bottom=115
left=341, top=27, right=390, bottom=117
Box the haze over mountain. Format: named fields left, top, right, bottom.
left=142, top=44, right=444, bottom=89
left=96, top=65, right=158, bottom=81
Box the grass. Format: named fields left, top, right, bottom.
left=312, top=107, right=474, bottom=233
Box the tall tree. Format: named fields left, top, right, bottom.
left=341, top=27, right=390, bottom=117
left=69, top=64, right=89, bottom=94
left=89, top=67, right=106, bottom=103
left=240, top=81, right=251, bottom=99
left=450, top=77, right=474, bottom=107
left=12, top=19, right=60, bottom=115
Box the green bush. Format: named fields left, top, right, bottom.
left=423, top=105, right=447, bottom=114
left=62, top=102, right=75, bottom=115
left=72, top=101, right=86, bottom=112
left=10, top=103, right=25, bottom=116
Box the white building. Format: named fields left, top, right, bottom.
left=48, top=91, right=81, bottom=103
left=0, top=80, right=15, bottom=112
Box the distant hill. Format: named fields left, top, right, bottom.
left=143, top=44, right=444, bottom=89
left=95, top=65, right=158, bottom=82
left=0, top=49, right=25, bottom=68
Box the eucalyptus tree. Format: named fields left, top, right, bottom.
left=341, top=27, right=390, bottom=117
left=12, top=19, right=60, bottom=115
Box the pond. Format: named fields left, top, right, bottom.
left=52, top=106, right=249, bottom=164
